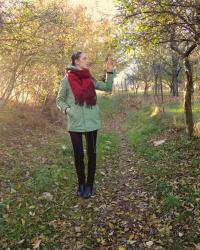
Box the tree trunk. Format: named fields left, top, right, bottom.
left=171, top=50, right=179, bottom=96
left=121, top=79, right=124, bottom=94
left=32, top=83, right=42, bottom=111
left=0, top=54, right=22, bottom=105
left=154, top=73, right=158, bottom=96
left=170, top=32, right=197, bottom=137
left=159, top=66, right=165, bottom=113
left=170, top=37, right=180, bottom=97
left=0, top=70, right=17, bottom=105
left=183, top=57, right=194, bottom=137
left=144, top=81, right=149, bottom=96
left=153, top=63, right=159, bottom=96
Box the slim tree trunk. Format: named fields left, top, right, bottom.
left=171, top=50, right=179, bottom=96
left=0, top=54, right=22, bottom=105
left=153, top=63, right=159, bottom=96
left=156, top=63, right=165, bottom=113
left=1, top=70, right=17, bottom=105
left=144, top=80, right=149, bottom=96
left=154, top=73, right=158, bottom=96
left=159, top=68, right=164, bottom=113
left=170, top=37, right=180, bottom=97
left=183, top=57, right=194, bottom=137
left=121, top=79, right=124, bottom=94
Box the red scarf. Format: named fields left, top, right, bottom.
left=66, top=68, right=97, bottom=107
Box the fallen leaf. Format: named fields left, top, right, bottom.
left=32, top=238, right=41, bottom=249
left=146, top=241, right=154, bottom=247
left=21, top=218, right=25, bottom=225
left=118, top=247, right=126, bottom=250
left=38, top=192, right=53, bottom=201
left=194, top=243, right=200, bottom=250
left=17, top=239, right=25, bottom=245
left=75, top=226, right=81, bottom=233
left=129, top=234, right=135, bottom=240
left=152, top=139, right=166, bottom=146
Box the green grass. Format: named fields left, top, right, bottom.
left=165, top=100, right=200, bottom=131
left=124, top=105, right=170, bottom=161
left=97, top=93, right=124, bottom=119
left=122, top=99, right=200, bottom=248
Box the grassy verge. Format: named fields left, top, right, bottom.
left=124, top=101, right=200, bottom=249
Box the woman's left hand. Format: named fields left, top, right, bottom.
left=106, top=56, right=113, bottom=72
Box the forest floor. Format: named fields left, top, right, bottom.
left=1, top=94, right=200, bottom=250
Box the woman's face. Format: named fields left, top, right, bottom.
left=75, top=53, right=89, bottom=69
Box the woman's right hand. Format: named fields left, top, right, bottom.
left=65, top=106, right=71, bottom=114
left=106, top=56, right=113, bottom=72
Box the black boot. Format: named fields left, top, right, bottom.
left=74, top=154, right=86, bottom=197
left=83, top=185, right=92, bottom=199
left=77, top=184, right=85, bottom=197
left=83, top=152, right=96, bottom=199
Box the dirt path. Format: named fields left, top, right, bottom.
left=87, top=117, right=160, bottom=249
left=61, top=115, right=162, bottom=250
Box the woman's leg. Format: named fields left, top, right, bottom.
left=68, top=131, right=86, bottom=188
left=85, top=130, right=98, bottom=192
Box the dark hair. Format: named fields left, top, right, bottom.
left=71, top=51, right=82, bottom=66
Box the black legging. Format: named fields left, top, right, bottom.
left=69, top=130, right=98, bottom=190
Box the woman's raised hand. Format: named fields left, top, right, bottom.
left=106, top=56, right=113, bottom=72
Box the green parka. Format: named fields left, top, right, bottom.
left=56, top=64, right=115, bottom=132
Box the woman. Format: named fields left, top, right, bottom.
left=56, top=51, right=115, bottom=199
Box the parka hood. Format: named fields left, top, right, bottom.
left=66, top=63, right=77, bottom=70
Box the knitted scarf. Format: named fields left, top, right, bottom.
left=66, top=67, right=97, bottom=107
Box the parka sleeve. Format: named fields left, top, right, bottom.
left=56, top=78, right=68, bottom=114
left=94, top=70, right=116, bottom=92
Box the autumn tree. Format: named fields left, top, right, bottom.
left=114, top=0, right=200, bottom=137
left=0, top=0, right=116, bottom=110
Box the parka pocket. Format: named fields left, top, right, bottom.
left=68, top=105, right=82, bottom=126
left=67, top=106, right=73, bottom=116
